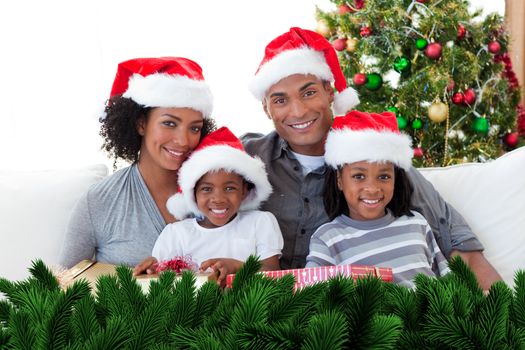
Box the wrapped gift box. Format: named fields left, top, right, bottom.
left=59, top=260, right=211, bottom=293
left=226, top=264, right=393, bottom=289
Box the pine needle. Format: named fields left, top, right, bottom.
left=302, top=309, right=348, bottom=350
left=28, top=259, right=60, bottom=292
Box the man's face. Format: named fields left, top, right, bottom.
left=262, top=74, right=334, bottom=156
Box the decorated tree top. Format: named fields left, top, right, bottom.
left=316, top=0, right=524, bottom=167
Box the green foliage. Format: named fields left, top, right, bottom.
left=317, top=0, right=523, bottom=166
left=1, top=257, right=525, bottom=349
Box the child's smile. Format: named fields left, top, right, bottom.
left=195, top=170, right=248, bottom=229
left=337, top=161, right=395, bottom=221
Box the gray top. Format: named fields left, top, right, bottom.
left=306, top=211, right=450, bottom=289
left=59, top=164, right=166, bottom=268
left=242, top=131, right=483, bottom=269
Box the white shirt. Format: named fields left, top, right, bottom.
left=152, top=210, right=283, bottom=266
left=291, top=151, right=325, bottom=175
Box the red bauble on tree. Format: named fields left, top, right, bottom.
left=503, top=132, right=519, bottom=148
left=354, top=0, right=365, bottom=9
left=333, top=38, right=347, bottom=52
left=413, top=147, right=425, bottom=158
left=425, top=42, right=442, bottom=59
left=447, top=79, right=455, bottom=92
left=457, top=24, right=466, bottom=40
left=338, top=4, right=353, bottom=14
left=463, top=88, right=476, bottom=105
left=353, top=73, right=368, bottom=86
left=451, top=92, right=464, bottom=105
left=360, top=26, right=372, bottom=37
left=488, top=41, right=501, bottom=54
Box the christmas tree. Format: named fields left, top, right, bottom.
left=316, top=0, right=524, bottom=167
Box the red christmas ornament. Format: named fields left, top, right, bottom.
left=451, top=92, right=464, bottom=105
left=463, top=88, right=476, bottom=105
left=416, top=0, right=427, bottom=3
left=360, top=26, right=372, bottom=37
left=503, top=132, right=519, bottom=148
left=354, top=0, right=365, bottom=9
left=338, top=4, right=353, bottom=14
left=457, top=24, right=466, bottom=40
left=413, top=147, right=425, bottom=158
left=488, top=41, right=501, bottom=54
left=447, top=79, right=455, bottom=92
left=333, top=38, right=347, bottom=52
left=518, top=104, right=525, bottom=137
left=353, top=73, right=368, bottom=86
left=425, top=42, right=442, bottom=59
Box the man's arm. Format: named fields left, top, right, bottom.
left=451, top=250, right=502, bottom=291
left=407, top=168, right=501, bottom=289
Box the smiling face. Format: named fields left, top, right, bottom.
left=262, top=74, right=334, bottom=156
left=137, top=107, right=204, bottom=172
left=337, top=161, right=395, bottom=221
left=195, top=170, right=248, bottom=229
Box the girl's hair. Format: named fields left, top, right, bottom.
left=99, top=95, right=216, bottom=164
left=323, top=164, right=414, bottom=220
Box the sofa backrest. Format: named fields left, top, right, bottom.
left=419, top=146, right=525, bottom=287
left=0, top=164, right=108, bottom=281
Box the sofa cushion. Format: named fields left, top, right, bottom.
left=0, top=164, right=108, bottom=282
left=419, top=146, right=525, bottom=287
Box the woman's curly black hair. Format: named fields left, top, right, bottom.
left=99, top=95, right=216, bottom=164
left=323, top=164, right=414, bottom=221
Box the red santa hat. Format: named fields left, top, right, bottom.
left=325, top=110, right=413, bottom=170
left=166, top=127, right=272, bottom=219
left=249, top=27, right=359, bottom=115
left=109, top=56, right=213, bottom=118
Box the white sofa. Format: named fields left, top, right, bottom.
left=1, top=147, right=524, bottom=287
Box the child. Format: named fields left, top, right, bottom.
left=305, top=110, right=449, bottom=288
left=134, top=127, right=283, bottom=286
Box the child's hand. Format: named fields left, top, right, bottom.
left=133, top=256, right=158, bottom=276
left=200, top=258, right=243, bottom=287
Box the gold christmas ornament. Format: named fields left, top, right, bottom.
left=428, top=101, right=449, bottom=123
left=316, top=20, right=331, bottom=37
left=346, top=37, right=358, bottom=52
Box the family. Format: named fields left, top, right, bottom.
left=58, top=27, right=501, bottom=290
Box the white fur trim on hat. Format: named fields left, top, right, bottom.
left=166, top=145, right=272, bottom=220
left=123, top=73, right=213, bottom=118
left=249, top=48, right=333, bottom=101
left=325, top=129, right=413, bottom=170
left=333, top=87, right=360, bottom=115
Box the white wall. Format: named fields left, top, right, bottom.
left=0, top=0, right=503, bottom=170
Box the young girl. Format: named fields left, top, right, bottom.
left=134, top=127, right=283, bottom=286
left=305, top=110, right=449, bottom=288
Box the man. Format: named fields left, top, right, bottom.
left=242, top=27, right=501, bottom=290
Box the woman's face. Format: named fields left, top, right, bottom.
left=137, top=107, right=204, bottom=171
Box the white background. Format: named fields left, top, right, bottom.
left=0, top=0, right=504, bottom=170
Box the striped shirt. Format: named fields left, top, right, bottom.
left=306, top=210, right=450, bottom=288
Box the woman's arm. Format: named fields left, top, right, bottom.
left=58, top=193, right=96, bottom=268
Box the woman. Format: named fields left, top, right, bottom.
left=59, top=56, right=216, bottom=268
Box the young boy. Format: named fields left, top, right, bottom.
left=134, top=127, right=283, bottom=286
